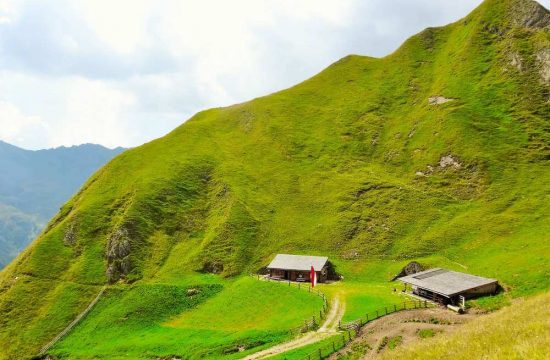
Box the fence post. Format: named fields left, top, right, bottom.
left=424, top=300, right=427, bottom=308
left=366, top=314, right=369, bottom=322
left=385, top=307, right=388, bottom=315
left=394, top=304, right=397, bottom=312
left=338, top=320, right=341, bottom=329
left=376, top=310, right=379, bottom=318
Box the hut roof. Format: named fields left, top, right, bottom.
left=267, top=254, right=328, bottom=271
left=398, top=268, right=497, bottom=297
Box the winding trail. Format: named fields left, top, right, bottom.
left=243, top=296, right=345, bottom=360
left=39, top=285, right=107, bottom=355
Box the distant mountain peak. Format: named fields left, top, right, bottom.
left=0, top=139, right=126, bottom=153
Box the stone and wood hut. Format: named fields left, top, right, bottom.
left=267, top=254, right=329, bottom=283
left=398, top=268, right=498, bottom=305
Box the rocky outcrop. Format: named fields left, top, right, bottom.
left=201, top=261, right=224, bottom=274
left=63, top=220, right=78, bottom=246
left=509, top=52, right=524, bottom=72
left=536, top=47, right=550, bottom=84
left=439, top=155, right=462, bottom=169
left=428, top=96, right=455, bottom=105
left=392, top=261, right=424, bottom=281
left=512, top=0, right=550, bottom=29
left=106, top=227, right=132, bottom=282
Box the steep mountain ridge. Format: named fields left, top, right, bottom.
left=0, top=0, right=548, bottom=358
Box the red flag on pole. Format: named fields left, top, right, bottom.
left=310, top=266, right=316, bottom=288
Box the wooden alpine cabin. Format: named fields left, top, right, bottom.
left=398, top=268, right=498, bottom=305
left=267, top=254, right=329, bottom=283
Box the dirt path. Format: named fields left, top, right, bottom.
left=243, top=296, right=345, bottom=360
left=39, top=285, right=107, bottom=355
left=328, top=307, right=478, bottom=359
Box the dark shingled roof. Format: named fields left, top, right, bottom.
left=267, top=254, right=328, bottom=271
left=398, top=268, right=497, bottom=297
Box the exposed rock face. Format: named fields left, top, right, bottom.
left=509, top=52, right=523, bottom=72
left=187, top=288, right=200, bottom=296
left=428, top=96, right=455, bottom=105
left=439, top=155, right=462, bottom=169
left=63, top=221, right=77, bottom=246
left=202, top=261, right=224, bottom=274
left=392, top=261, right=424, bottom=281
left=512, top=0, right=550, bottom=29
left=536, top=47, right=550, bottom=84
left=106, top=227, right=132, bottom=282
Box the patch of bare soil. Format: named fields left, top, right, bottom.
left=328, top=307, right=479, bottom=360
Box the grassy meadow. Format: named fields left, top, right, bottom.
left=50, top=276, right=324, bottom=359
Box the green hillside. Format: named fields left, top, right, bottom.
left=0, top=0, right=548, bottom=359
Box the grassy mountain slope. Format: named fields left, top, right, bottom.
left=0, top=0, right=548, bottom=359
left=0, top=141, right=124, bottom=267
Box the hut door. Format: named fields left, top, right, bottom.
left=284, top=270, right=289, bottom=280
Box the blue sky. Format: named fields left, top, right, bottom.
left=0, top=0, right=547, bottom=150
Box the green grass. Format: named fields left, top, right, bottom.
left=0, top=0, right=548, bottom=358
left=387, top=336, right=403, bottom=350
left=51, top=276, right=324, bottom=359
left=417, top=329, right=436, bottom=339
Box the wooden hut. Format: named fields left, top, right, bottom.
left=267, top=254, right=329, bottom=283
left=398, top=268, right=498, bottom=305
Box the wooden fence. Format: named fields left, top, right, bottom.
left=338, top=299, right=433, bottom=331
left=249, top=274, right=329, bottom=336
left=293, top=299, right=435, bottom=360
left=290, top=330, right=356, bottom=360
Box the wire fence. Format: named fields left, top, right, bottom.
left=295, top=300, right=435, bottom=360
left=339, top=300, right=434, bottom=331
left=250, top=274, right=436, bottom=360
left=293, top=330, right=356, bottom=360
left=249, top=274, right=330, bottom=335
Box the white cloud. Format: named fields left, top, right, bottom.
left=0, top=100, right=49, bottom=147
left=49, top=77, right=137, bottom=149
left=1, top=0, right=547, bottom=150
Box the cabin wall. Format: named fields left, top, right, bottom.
left=463, top=282, right=498, bottom=299
left=413, top=286, right=450, bottom=304
left=268, top=268, right=327, bottom=283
